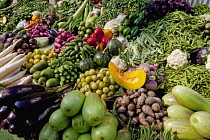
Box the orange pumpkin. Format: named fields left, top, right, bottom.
left=108, top=62, right=146, bottom=90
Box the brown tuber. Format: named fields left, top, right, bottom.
left=116, top=96, right=123, bottom=104
left=145, top=97, right=157, bottom=105
left=139, top=112, right=146, bottom=120
left=136, top=109, right=141, bottom=114
left=126, top=89, right=135, bottom=95
left=133, top=98, right=138, bottom=104
left=147, top=90, right=156, bottom=97
left=131, top=116, right=139, bottom=126
left=146, top=116, right=155, bottom=124
left=127, top=103, right=135, bottom=111
left=127, top=110, right=135, bottom=117
left=139, top=118, right=149, bottom=126
left=153, top=97, right=162, bottom=105
left=121, top=95, right=130, bottom=106
left=137, top=95, right=146, bottom=106
left=151, top=103, right=161, bottom=112
left=142, top=105, right=155, bottom=117
left=119, top=113, right=128, bottom=123
left=138, top=88, right=147, bottom=93
left=129, top=92, right=140, bottom=99
left=118, top=106, right=127, bottom=113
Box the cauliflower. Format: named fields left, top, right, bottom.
left=205, top=54, right=210, bottom=70
left=32, top=11, right=41, bottom=16
left=116, top=36, right=129, bottom=47
left=167, top=49, right=188, bottom=69
left=16, top=20, right=29, bottom=29
left=111, top=56, right=127, bottom=69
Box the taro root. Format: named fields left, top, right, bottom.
left=118, top=106, right=126, bottom=113
left=127, top=103, right=135, bottom=111
left=145, top=97, right=156, bottom=105
left=147, top=90, right=156, bottom=97
left=121, top=95, right=130, bottom=106
left=151, top=103, right=161, bottom=112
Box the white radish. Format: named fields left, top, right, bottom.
left=0, top=69, right=27, bottom=86
left=6, top=53, right=25, bottom=66
left=6, top=75, right=28, bottom=87
left=0, top=38, right=22, bottom=59
left=0, top=56, right=26, bottom=80
left=0, top=67, right=21, bottom=81
left=0, top=52, right=18, bottom=67
left=18, top=75, right=33, bottom=85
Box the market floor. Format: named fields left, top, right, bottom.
left=0, top=130, right=24, bottom=140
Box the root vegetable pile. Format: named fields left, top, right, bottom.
left=115, top=88, right=168, bottom=131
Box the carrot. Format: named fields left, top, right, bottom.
left=0, top=69, right=27, bottom=86
left=0, top=52, right=17, bottom=67
left=0, top=56, right=26, bottom=80
left=0, top=39, right=22, bottom=59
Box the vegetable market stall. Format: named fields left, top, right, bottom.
left=1, top=0, right=210, bottom=140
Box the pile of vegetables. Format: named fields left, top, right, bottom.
left=1, top=0, right=210, bottom=140
left=115, top=88, right=167, bottom=131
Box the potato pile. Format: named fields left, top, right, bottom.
left=115, top=88, right=168, bottom=131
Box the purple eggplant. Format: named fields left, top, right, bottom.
left=0, top=119, right=9, bottom=129
left=25, top=102, right=60, bottom=133
left=13, top=91, right=61, bottom=120
left=0, top=106, right=11, bottom=120
left=0, top=84, right=46, bottom=106
left=6, top=111, right=17, bottom=124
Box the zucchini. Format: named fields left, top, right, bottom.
left=164, top=118, right=204, bottom=140
left=171, top=85, right=210, bottom=112
left=131, top=26, right=139, bottom=37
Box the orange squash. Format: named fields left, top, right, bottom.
left=108, top=62, right=146, bottom=90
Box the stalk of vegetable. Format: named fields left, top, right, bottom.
left=72, top=0, right=89, bottom=20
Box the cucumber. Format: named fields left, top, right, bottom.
left=171, top=85, right=210, bottom=112
left=167, top=105, right=194, bottom=119
left=164, top=118, right=204, bottom=140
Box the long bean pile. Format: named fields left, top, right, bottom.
left=165, top=64, right=210, bottom=100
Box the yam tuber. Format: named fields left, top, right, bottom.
left=139, top=112, right=146, bottom=120
left=116, top=96, right=123, bottom=104
left=126, top=89, right=135, bottom=95
left=146, top=116, right=155, bottom=124
left=127, top=103, right=135, bottom=111
left=142, top=105, right=155, bottom=117
left=133, top=98, right=138, bottom=104
left=121, top=95, right=130, bottom=106
left=147, top=90, right=156, bottom=97
left=136, top=109, right=142, bottom=114
left=151, top=103, right=161, bottom=112
left=129, top=92, right=140, bottom=99
left=119, top=113, right=128, bottom=123
left=145, top=97, right=157, bottom=105
left=139, top=118, right=149, bottom=126
left=153, top=97, right=162, bottom=105
left=131, top=116, right=139, bottom=125
left=137, top=95, right=146, bottom=106
left=138, top=88, right=147, bottom=93
left=118, top=106, right=127, bottom=113
left=127, top=110, right=135, bottom=117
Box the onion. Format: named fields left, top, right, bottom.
left=147, top=71, right=155, bottom=76
left=54, top=42, right=62, bottom=48
left=54, top=48, right=61, bottom=53
left=127, top=67, right=136, bottom=72
left=144, top=81, right=157, bottom=90
left=150, top=65, right=157, bottom=70
left=156, top=75, right=164, bottom=83
left=55, top=38, right=62, bottom=44
left=138, top=66, right=150, bottom=73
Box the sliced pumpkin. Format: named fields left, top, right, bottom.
left=108, top=62, right=146, bottom=90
